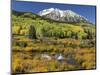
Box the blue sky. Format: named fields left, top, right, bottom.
left=12, top=0, right=96, bottom=24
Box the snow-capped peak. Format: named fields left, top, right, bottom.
left=38, top=8, right=88, bottom=23
left=39, top=8, right=65, bottom=17
left=38, top=8, right=79, bottom=17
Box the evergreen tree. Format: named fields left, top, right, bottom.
left=28, top=25, right=37, bottom=39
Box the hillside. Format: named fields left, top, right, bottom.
left=12, top=10, right=95, bottom=40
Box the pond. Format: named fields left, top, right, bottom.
left=13, top=51, right=77, bottom=65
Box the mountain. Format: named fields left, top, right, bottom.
left=38, top=8, right=89, bottom=23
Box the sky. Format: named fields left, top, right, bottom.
left=12, top=0, right=96, bottom=24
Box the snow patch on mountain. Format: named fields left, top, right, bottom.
left=39, top=8, right=55, bottom=16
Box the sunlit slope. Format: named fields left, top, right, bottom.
left=12, top=11, right=95, bottom=40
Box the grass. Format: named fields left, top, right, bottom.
left=12, top=37, right=96, bottom=73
